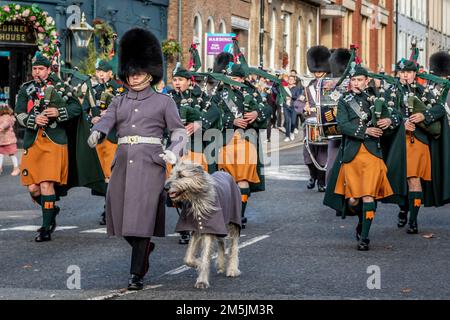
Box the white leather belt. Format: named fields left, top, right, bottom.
left=117, top=136, right=162, bottom=145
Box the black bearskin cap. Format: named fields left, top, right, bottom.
left=307, top=46, right=331, bottom=73
left=118, top=28, right=163, bottom=84
left=213, top=52, right=234, bottom=73
left=329, top=48, right=352, bottom=77
left=430, top=51, right=450, bottom=77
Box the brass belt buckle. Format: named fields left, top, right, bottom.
left=128, top=136, right=139, bottom=145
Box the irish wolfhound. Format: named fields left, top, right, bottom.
left=164, top=161, right=242, bottom=289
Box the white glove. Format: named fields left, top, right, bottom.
left=159, top=150, right=177, bottom=165
left=87, top=130, right=102, bottom=148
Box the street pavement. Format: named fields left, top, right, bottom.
left=1, top=130, right=450, bottom=300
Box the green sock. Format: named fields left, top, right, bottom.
left=408, top=192, right=423, bottom=225
left=41, top=195, right=57, bottom=231
left=361, top=202, right=376, bottom=241
left=240, top=188, right=251, bottom=218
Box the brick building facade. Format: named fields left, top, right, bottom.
left=167, top=0, right=252, bottom=76
left=322, top=0, right=395, bottom=73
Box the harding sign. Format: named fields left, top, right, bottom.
left=0, top=23, right=36, bottom=45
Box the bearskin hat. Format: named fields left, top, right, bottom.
left=430, top=51, right=450, bottom=77
left=329, top=48, right=352, bottom=77
left=118, top=28, right=163, bottom=85
left=307, top=46, right=331, bottom=73
left=213, top=52, right=234, bottom=73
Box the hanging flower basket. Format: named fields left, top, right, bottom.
left=161, top=39, right=182, bottom=60
left=0, top=3, right=59, bottom=61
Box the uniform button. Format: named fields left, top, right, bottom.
left=199, top=222, right=202, bottom=225
left=22, top=169, right=28, bottom=176
left=135, top=109, right=139, bottom=112
left=129, top=160, right=134, bottom=164
left=42, top=132, right=47, bottom=137
left=199, top=226, right=203, bottom=230
left=132, top=125, right=136, bottom=128
left=23, top=149, right=28, bottom=155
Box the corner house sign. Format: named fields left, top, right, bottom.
left=0, top=22, right=36, bottom=45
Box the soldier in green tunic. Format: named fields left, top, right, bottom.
left=324, top=64, right=402, bottom=250
left=90, top=59, right=125, bottom=225
left=217, top=63, right=272, bottom=228
left=15, top=52, right=83, bottom=242
left=384, top=57, right=450, bottom=234
left=168, top=64, right=222, bottom=243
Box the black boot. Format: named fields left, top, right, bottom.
left=356, top=223, right=362, bottom=241
left=397, top=211, right=408, bottom=228
left=406, top=221, right=418, bottom=234
left=37, top=206, right=59, bottom=233
left=127, top=274, right=144, bottom=291
left=241, top=217, right=247, bottom=229
left=35, top=229, right=52, bottom=242
left=357, top=238, right=370, bottom=251
left=307, top=164, right=317, bottom=190
left=317, top=171, right=326, bottom=192
left=99, top=211, right=106, bottom=226
left=307, top=178, right=316, bottom=190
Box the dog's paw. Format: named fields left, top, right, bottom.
left=194, top=281, right=210, bottom=289
left=185, top=260, right=197, bottom=268
left=216, top=267, right=225, bottom=274
left=226, top=268, right=241, bottom=277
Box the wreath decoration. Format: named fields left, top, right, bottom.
left=0, top=3, right=59, bottom=61
left=92, top=18, right=116, bottom=59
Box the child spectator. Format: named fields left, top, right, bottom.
left=0, top=104, right=20, bottom=176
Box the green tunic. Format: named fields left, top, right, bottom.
left=169, top=84, right=222, bottom=173
left=217, top=82, right=272, bottom=192
left=14, top=73, right=106, bottom=197
left=91, top=79, right=124, bottom=144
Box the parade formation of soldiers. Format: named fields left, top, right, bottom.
left=10, top=26, right=450, bottom=289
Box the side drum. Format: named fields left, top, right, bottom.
left=305, top=117, right=328, bottom=145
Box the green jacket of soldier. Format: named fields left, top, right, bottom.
left=91, top=78, right=124, bottom=143
left=15, top=73, right=83, bottom=149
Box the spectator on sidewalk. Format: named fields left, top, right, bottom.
left=0, top=104, right=20, bottom=176
left=283, top=75, right=302, bottom=142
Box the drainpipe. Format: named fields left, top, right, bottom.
left=317, top=6, right=320, bottom=45
left=178, top=0, right=182, bottom=61
left=259, top=0, right=264, bottom=68
left=395, top=0, right=399, bottom=62
left=94, top=0, right=97, bottom=19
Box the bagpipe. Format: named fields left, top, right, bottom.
left=97, top=85, right=115, bottom=111
left=407, top=93, right=441, bottom=139
left=194, top=71, right=247, bottom=120
left=29, top=76, right=69, bottom=129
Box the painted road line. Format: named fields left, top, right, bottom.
left=89, top=284, right=163, bottom=301
left=80, top=228, right=107, bottom=234
left=0, top=225, right=78, bottom=232
left=265, top=164, right=311, bottom=181
left=163, top=234, right=270, bottom=276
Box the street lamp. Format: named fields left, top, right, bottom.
left=69, top=12, right=94, bottom=48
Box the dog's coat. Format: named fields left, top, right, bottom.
left=175, top=171, right=242, bottom=236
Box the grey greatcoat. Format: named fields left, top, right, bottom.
left=93, top=87, right=186, bottom=238
left=175, top=171, right=242, bottom=237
